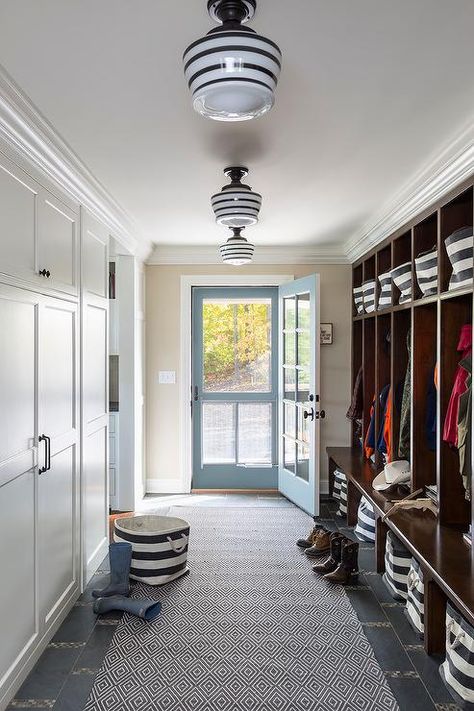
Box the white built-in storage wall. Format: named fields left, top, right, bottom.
left=0, top=147, right=110, bottom=710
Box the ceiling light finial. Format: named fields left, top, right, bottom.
left=211, top=166, right=262, bottom=227
left=183, top=0, right=282, bottom=122
left=220, top=227, right=255, bottom=265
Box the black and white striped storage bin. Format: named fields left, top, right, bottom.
left=377, top=271, right=392, bottom=310
left=383, top=531, right=412, bottom=600
left=114, top=515, right=190, bottom=586
left=415, top=248, right=438, bottom=297
left=333, top=468, right=345, bottom=501
left=353, top=286, right=364, bottom=315
left=354, top=496, right=376, bottom=542
left=391, top=261, right=412, bottom=304
left=440, top=603, right=474, bottom=707
left=362, top=279, right=376, bottom=313
left=445, top=227, right=473, bottom=291
left=406, top=558, right=424, bottom=637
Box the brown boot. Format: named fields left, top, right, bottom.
left=312, top=533, right=344, bottom=574
left=323, top=539, right=359, bottom=584
left=296, top=523, right=328, bottom=549
left=304, top=529, right=336, bottom=557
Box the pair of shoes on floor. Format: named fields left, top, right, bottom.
left=312, top=531, right=359, bottom=585
left=92, top=543, right=161, bottom=622
left=296, top=524, right=359, bottom=585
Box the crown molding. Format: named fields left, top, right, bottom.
left=146, top=244, right=349, bottom=265
left=0, top=63, right=150, bottom=258
left=345, top=121, right=474, bottom=263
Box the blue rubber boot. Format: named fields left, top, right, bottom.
left=92, top=543, right=132, bottom=599
left=93, top=596, right=162, bottom=622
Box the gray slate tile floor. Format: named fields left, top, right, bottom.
left=7, top=494, right=460, bottom=711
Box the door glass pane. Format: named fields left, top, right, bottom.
left=284, top=331, right=295, bottom=366
left=202, top=298, right=272, bottom=392
left=284, top=366, right=296, bottom=399
left=297, top=405, right=309, bottom=443
left=284, top=297, right=296, bottom=329
left=284, top=402, right=296, bottom=438
left=238, top=403, right=272, bottom=465
left=284, top=437, right=295, bottom=474
left=297, top=368, right=310, bottom=403
left=202, top=403, right=235, bottom=464
left=297, top=293, right=311, bottom=330
left=297, top=444, right=310, bottom=482
left=297, top=330, right=310, bottom=369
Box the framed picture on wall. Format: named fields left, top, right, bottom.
left=320, top=323, right=333, bottom=345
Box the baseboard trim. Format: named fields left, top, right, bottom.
left=191, top=488, right=279, bottom=495
left=85, top=536, right=109, bottom=586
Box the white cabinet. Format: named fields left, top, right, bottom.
left=0, top=153, right=79, bottom=296
left=109, top=414, right=119, bottom=510
left=0, top=285, right=80, bottom=707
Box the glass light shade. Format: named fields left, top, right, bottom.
left=183, top=30, right=282, bottom=121
left=220, top=234, right=255, bottom=265
left=211, top=185, right=262, bottom=227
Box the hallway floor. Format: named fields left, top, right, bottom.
left=7, top=495, right=459, bottom=711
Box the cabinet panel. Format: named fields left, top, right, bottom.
left=84, top=303, right=107, bottom=423
left=0, top=293, right=36, bottom=463
left=83, top=225, right=108, bottom=298
left=0, top=470, right=37, bottom=685
left=38, top=194, right=77, bottom=295
left=84, top=426, right=108, bottom=564
left=0, top=158, right=37, bottom=281
left=38, top=445, right=76, bottom=623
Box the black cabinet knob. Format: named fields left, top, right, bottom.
left=39, top=269, right=51, bottom=278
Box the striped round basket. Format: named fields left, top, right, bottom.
left=445, top=227, right=473, bottom=291
left=406, top=557, right=424, bottom=637
left=353, top=286, right=364, bottom=314
left=114, top=515, right=190, bottom=586
left=440, top=603, right=474, bottom=705
left=377, top=271, right=392, bottom=310
left=383, top=531, right=411, bottom=600
left=354, top=496, right=376, bottom=542
left=415, top=248, right=437, bottom=296
left=362, top=279, right=376, bottom=313
left=391, top=261, right=412, bottom=304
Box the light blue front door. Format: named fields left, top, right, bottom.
left=278, top=275, right=321, bottom=516
left=192, top=287, right=278, bottom=489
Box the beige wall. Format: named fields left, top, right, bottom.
left=145, top=263, right=352, bottom=494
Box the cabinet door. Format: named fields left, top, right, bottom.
left=37, top=191, right=78, bottom=296
left=0, top=286, right=39, bottom=691
left=38, top=298, right=80, bottom=624
left=0, top=154, right=38, bottom=283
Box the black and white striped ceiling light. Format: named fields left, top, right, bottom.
left=183, top=0, right=282, bottom=122
left=211, top=166, right=262, bottom=228
left=220, top=227, right=255, bottom=265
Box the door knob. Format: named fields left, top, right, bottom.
left=39, top=269, right=51, bottom=278
left=303, top=408, right=315, bottom=422
left=316, top=410, right=326, bottom=420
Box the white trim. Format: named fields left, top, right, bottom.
left=147, top=245, right=348, bottom=265
left=177, top=274, right=294, bottom=494
left=146, top=478, right=186, bottom=494
left=345, top=122, right=474, bottom=262
left=0, top=63, right=148, bottom=259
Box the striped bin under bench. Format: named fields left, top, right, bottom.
left=405, top=557, right=424, bottom=637
left=383, top=531, right=411, bottom=600
left=440, top=603, right=474, bottom=707
left=354, top=496, right=376, bottom=543
left=114, top=515, right=190, bottom=586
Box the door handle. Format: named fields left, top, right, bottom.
left=315, top=410, right=326, bottom=420
left=193, top=386, right=199, bottom=402
left=38, top=434, right=50, bottom=473
left=303, top=408, right=315, bottom=422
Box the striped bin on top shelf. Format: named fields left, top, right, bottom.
left=114, top=515, right=190, bottom=586
left=414, top=247, right=438, bottom=297
left=353, top=286, right=364, bottom=315
left=391, top=261, right=412, bottom=304
left=377, top=271, right=392, bottom=310
left=445, top=226, right=474, bottom=291
left=362, top=279, right=376, bottom=313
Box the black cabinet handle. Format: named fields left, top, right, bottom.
left=39, top=434, right=51, bottom=473
left=39, top=269, right=51, bottom=278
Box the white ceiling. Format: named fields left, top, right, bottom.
left=0, top=0, right=474, bottom=254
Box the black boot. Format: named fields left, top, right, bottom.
left=312, top=533, right=344, bottom=574
left=323, top=539, right=359, bottom=585
left=92, top=543, right=132, bottom=598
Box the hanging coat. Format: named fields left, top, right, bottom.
left=398, top=329, right=412, bottom=460
left=443, top=324, right=472, bottom=447
left=457, top=355, right=472, bottom=501
left=346, top=365, right=363, bottom=421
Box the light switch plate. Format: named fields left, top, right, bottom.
left=159, top=371, right=176, bottom=384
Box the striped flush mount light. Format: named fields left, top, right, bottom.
left=220, top=227, right=255, bottom=265
left=183, top=0, right=282, bottom=122
left=211, top=167, right=262, bottom=227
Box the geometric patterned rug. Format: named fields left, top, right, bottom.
left=84, top=506, right=399, bottom=711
